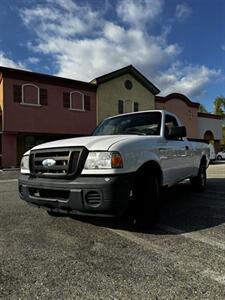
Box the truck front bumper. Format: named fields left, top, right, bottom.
left=19, top=174, right=134, bottom=217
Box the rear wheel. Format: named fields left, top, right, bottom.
left=217, top=155, right=222, bottom=160
left=190, top=163, right=207, bottom=192
left=133, top=173, right=160, bottom=229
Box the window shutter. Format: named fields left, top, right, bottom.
left=40, top=88, right=48, bottom=105
left=118, top=100, right=124, bottom=114
left=63, top=92, right=70, bottom=108
left=84, top=95, right=91, bottom=111
left=134, top=102, right=139, bottom=112
left=13, top=85, right=22, bottom=103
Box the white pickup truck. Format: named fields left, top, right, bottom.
left=19, top=110, right=210, bottom=226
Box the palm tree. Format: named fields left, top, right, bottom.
left=213, top=96, right=225, bottom=116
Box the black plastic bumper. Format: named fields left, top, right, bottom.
left=18, top=173, right=134, bottom=217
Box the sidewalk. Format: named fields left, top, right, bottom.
left=0, top=169, right=20, bottom=180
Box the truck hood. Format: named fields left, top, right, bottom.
left=31, top=135, right=133, bottom=152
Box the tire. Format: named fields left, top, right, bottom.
left=190, top=163, right=207, bottom=192
left=133, top=173, right=160, bottom=229
left=47, top=210, right=64, bottom=217
left=217, top=155, right=222, bottom=160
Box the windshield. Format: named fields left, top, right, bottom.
left=93, top=112, right=162, bottom=136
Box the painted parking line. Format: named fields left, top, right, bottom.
left=108, top=227, right=225, bottom=286
left=158, top=224, right=225, bottom=251
left=0, top=179, right=18, bottom=183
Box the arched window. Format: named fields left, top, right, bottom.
left=125, top=99, right=132, bottom=113
left=118, top=100, right=124, bottom=114
left=70, top=91, right=84, bottom=111
left=133, top=102, right=139, bottom=112
left=22, top=84, right=40, bottom=105
left=204, top=130, right=214, bottom=142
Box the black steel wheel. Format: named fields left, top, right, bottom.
left=133, top=173, right=160, bottom=229
left=190, top=163, right=207, bottom=192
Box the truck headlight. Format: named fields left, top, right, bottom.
left=20, top=155, right=30, bottom=174
left=84, top=152, right=123, bottom=169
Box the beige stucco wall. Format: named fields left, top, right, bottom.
left=96, top=74, right=155, bottom=124
left=197, top=117, right=222, bottom=140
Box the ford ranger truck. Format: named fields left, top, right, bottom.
left=19, top=110, right=210, bottom=226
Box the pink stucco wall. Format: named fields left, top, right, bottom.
left=156, top=97, right=199, bottom=138
left=3, top=78, right=96, bottom=135
left=2, top=133, right=17, bottom=168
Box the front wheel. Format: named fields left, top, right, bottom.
left=190, top=163, right=207, bottom=192
left=133, top=174, right=160, bottom=229
left=217, top=155, right=222, bottom=160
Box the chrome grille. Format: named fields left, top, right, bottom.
left=30, top=147, right=87, bottom=178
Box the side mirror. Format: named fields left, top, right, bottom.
left=165, top=126, right=187, bottom=139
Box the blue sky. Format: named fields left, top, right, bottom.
left=0, top=0, right=224, bottom=112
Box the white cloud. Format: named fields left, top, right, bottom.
left=0, top=52, right=26, bottom=69
left=27, top=57, right=40, bottom=64
left=21, top=2, right=100, bottom=38
left=103, top=22, right=126, bottom=43
left=48, top=0, right=77, bottom=12
left=19, top=0, right=220, bottom=99
left=176, top=3, right=192, bottom=21
left=222, top=44, right=225, bottom=51
left=30, top=28, right=180, bottom=81
left=156, top=62, right=221, bottom=98
left=20, top=0, right=179, bottom=81
left=117, top=0, right=163, bottom=27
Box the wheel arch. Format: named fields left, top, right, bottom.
left=135, top=160, right=163, bottom=187
left=200, top=155, right=207, bottom=167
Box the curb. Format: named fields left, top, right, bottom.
left=0, top=169, right=20, bottom=180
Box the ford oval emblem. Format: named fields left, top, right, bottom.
left=42, top=158, right=56, bottom=168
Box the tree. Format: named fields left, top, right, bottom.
left=198, top=104, right=208, bottom=113
left=213, top=96, right=225, bottom=116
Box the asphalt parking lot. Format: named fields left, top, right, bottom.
left=0, top=163, right=225, bottom=299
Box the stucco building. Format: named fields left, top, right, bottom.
left=0, top=65, right=222, bottom=168
left=0, top=67, right=96, bottom=168
left=156, top=93, right=222, bottom=152
left=91, top=65, right=160, bottom=123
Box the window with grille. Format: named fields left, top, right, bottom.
left=63, top=91, right=90, bottom=111
left=71, top=91, right=84, bottom=111
left=118, top=100, right=124, bottom=114
left=133, top=102, right=139, bottom=112
left=13, top=84, right=48, bottom=106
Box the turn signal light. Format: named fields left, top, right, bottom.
left=111, top=153, right=123, bottom=168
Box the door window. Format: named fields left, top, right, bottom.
left=165, top=115, right=179, bottom=139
